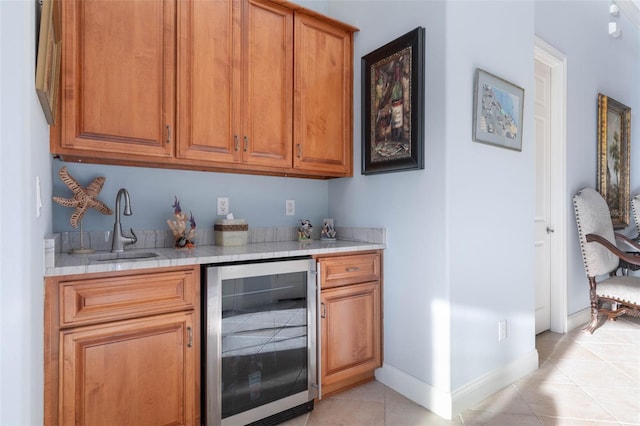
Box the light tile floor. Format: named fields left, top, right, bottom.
left=283, top=316, right=640, bottom=425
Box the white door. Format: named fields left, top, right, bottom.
left=535, top=38, right=568, bottom=334
left=534, top=59, right=552, bottom=334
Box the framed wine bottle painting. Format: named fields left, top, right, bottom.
left=361, top=27, right=425, bottom=175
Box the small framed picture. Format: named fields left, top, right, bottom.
left=472, top=68, right=524, bottom=151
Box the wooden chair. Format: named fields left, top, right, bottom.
left=573, top=187, right=640, bottom=334
left=632, top=193, right=640, bottom=241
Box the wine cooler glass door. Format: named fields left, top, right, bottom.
left=205, top=259, right=317, bottom=426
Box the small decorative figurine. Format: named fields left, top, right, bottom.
left=321, top=218, right=337, bottom=241
left=298, top=219, right=313, bottom=241
left=167, top=196, right=196, bottom=248
left=53, top=166, right=113, bottom=253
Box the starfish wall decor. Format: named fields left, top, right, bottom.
left=53, top=166, right=113, bottom=253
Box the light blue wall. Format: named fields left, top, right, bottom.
left=325, top=0, right=640, bottom=400
left=1, top=1, right=51, bottom=424
left=535, top=1, right=640, bottom=316
left=323, top=0, right=451, bottom=391
left=324, top=0, right=536, bottom=397
left=52, top=162, right=330, bottom=232
left=445, top=0, right=535, bottom=391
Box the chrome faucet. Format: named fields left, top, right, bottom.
left=111, top=188, right=138, bottom=252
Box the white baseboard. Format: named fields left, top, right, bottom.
left=567, top=307, right=590, bottom=331
left=375, top=350, right=539, bottom=420
left=375, top=364, right=453, bottom=419
left=450, top=350, right=538, bottom=417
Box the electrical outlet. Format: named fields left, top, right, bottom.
left=498, top=320, right=507, bottom=341
left=217, top=197, right=229, bottom=216
left=285, top=200, right=295, bottom=216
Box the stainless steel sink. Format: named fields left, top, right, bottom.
left=90, top=251, right=160, bottom=262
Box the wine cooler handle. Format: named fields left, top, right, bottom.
left=317, top=266, right=323, bottom=400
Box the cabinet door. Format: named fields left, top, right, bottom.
left=58, top=0, right=174, bottom=158
left=241, top=0, right=293, bottom=167
left=176, top=0, right=240, bottom=163
left=59, top=311, right=196, bottom=426
left=177, top=0, right=292, bottom=168
left=321, top=281, right=381, bottom=390
left=294, top=13, right=353, bottom=176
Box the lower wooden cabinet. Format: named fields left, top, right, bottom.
left=44, top=266, right=200, bottom=426
left=316, top=251, right=382, bottom=397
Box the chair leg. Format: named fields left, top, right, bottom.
left=582, top=309, right=599, bottom=334
left=582, top=277, right=599, bottom=334
left=609, top=302, right=618, bottom=321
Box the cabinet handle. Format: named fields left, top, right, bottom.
left=187, top=326, right=193, bottom=348
left=346, top=266, right=360, bottom=272
left=166, top=125, right=171, bottom=144
left=243, top=136, right=249, bottom=152
left=296, top=143, right=301, bottom=158
left=234, top=135, right=239, bottom=151
left=321, top=302, right=326, bottom=318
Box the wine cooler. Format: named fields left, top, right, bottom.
left=203, top=258, right=317, bottom=425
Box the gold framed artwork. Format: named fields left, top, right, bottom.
left=36, top=0, right=62, bottom=125
left=597, top=93, right=631, bottom=229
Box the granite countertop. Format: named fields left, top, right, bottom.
left=45, top=239, right=385, bottom=277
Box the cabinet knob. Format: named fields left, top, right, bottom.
left=166, top=125, right=171, bottom=144
left=297, top=143, right=301, bottom=158
left=187, top=326, right=193, bottom=348
left=321, top=302, right=326, bottom=318
left=346, top=266, right=360, bottom=272
left=234, top=135, right=239, bottom=151
left=243, top=136, right=249, bottom=152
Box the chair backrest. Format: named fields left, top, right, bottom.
left=631, top=193, right=640, bottom=237
left=573, top=187, right=619, bottom=277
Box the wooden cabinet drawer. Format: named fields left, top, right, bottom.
left=58, top=268, right=198, bottom=328
left=318, top=252, right=380, bottom=289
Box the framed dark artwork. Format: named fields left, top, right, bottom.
left=597, top=93, right=631, bottom=229
left=36, top=0, right=62, bottom=125
left=361, top=27, right=425, bottom=175
left=472, top=68, right=524, bottom=151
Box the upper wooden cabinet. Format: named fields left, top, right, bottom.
left=176, top=0, right=293, bottom=169
left=51, top=0, right=357, bottom=179
left=58, top=0, right=175, bottom=158
left=294, top=14, right=353, bottom=176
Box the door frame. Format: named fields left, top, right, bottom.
left=534, top=37, right=568, bottom=333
